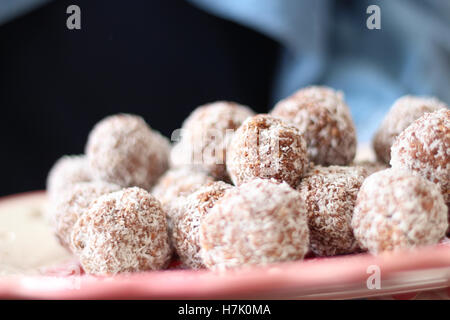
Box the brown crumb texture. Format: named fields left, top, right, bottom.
left=200, top=179, right=310, bottom=270
left=170, top=101, right=255, bottom=180
left=226, top=114, right=308, bottom=188
left=390, top=108, right=449, bottom=203
left=51, top=181, right=121, bottom=251
left=373, top=96, right=447, bottom=164
left=271, top=86, right=357, bottom=165
left=86, top=114, right=170, bottom=190
left=352, top=168, right=448, bottom=254
left=171, top=181, right=233, bottom=269
left=71, top=187, right=171, bottom=274
left=297, top=165, right=368, bottom=256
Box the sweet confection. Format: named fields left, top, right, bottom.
left=297, top=165, right=368, bottom=256
left=200, top=179, right=310, bottom=269
left=352, top=169, right=448, bottom=254
left=171, top=181, right=233, bottom=269
left=271, top=86, right=357, bottom=165
left=170, top=101, right=254, bottom=180
left=71, top=187, right=171, bottom=274
left=226, top=114, right=308, bottom=188
left=86, top=114, right=170, bottom=190
left=373, top=96, right=447, bottom=164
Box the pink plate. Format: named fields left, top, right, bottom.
left=0, top=191, right=449, bottom=299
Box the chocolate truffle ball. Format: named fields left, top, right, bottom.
left=271, top=86, right=357, bottom=165
left=352, top=169, right=448, bottom=254
left=297, top=165, right=368, bottom=256
left=390, top=108, right=449, bottom=204
left=200, top=179, right=310, bottom=270
left=171, top=181, right=233, bottom=269
left=86, top=114, right=170, bottom=190
left=71, top=187, right=171, bottom=274
left=170, top=101, right=255, bottom=180
left=51, top=181, right=121, bottom=250
left=151, top=167, right=216, bottom=242
left=46, top=155, right=91, bottom=202
left=373, top=95, right=447, bottom=164
left=226, top=114, right=308, bottom=188
left=151, top=167, right=215, bottom=211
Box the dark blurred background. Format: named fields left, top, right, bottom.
left=0, top=0, right=278, bottom=196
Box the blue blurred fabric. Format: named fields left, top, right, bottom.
left=189, top=0, right=450, bottom=142
left=0, top=0, right=50, bottom=25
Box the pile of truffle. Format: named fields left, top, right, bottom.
left=47, top=86, right=449, bottom=275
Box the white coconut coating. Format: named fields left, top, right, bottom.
left=352, top=169, right=448, bottom=254
left=51, top=181, right=121, bottom=251
left=373, top=96, right=447, bottom=164
left=170, top=101, right=255, bottom=180
left=152, top=167, right=216, bottom=246
left=151, top=167, right=215, bottom=210
left=200, top=179, right=310, bottom=270
left=71, top=187, right=171, bottom=274
left=390, top=108, right=449, bottom=203
left=171, top=181, right=233, bottom=269
left=226, top=114, right=309, bottom=188
left=46, top=155, right=92, bottom=202
left=271, top=86, right=357, bottom=165
left=86, top=114, right=170, bottom=190
left=297, top=166, right=368, bottom=256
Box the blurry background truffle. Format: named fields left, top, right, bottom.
left=0, top=0, right=449, bottom=196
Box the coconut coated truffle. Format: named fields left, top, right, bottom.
left=390, top=108, right=449, bottom=204
left=86, top=114, right=170, bottom=190
left=171, top=181, right=233, bottom=269
left=373, top=95, right=447, bottom=164
left=170, top=101, right=255, bottom=180
left=71, top=187, right=171, bottom=274
left=51, top=181, right=121, bottom=250
left=271, top=86, right=357, bottom=165
left=200, top=179, right=310, bottom=270
left=151, top=167, right=215, bottom=211
left=46, top=155, right=91, bottom=202
left=151, top=167, right=216, bottom=241
left=226, top=114, right=308, bottom=188
left=352, top=169, right=448, bottom=254
left=297, top=166, right=368, bottom=256
left=352, top=160, right=388, bottom=176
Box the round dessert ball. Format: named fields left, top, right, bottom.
left=51, top=181, right=121, bottom=250
left=226, top=114, right=308, bottom=188
left=71, top=187, right=171, bottom=274
left=297, top=165, right=368, bottom=256
left=86, top=114, right=170, bottom=190
left=271, top=86, right=357, bottom=165
left=171, top=181, right=233, bottom=269
left=152, top=167, right=216, bottom=244
left=352, top=168, right=448, bottom=254
left=200, top=178, right=310, bottom=270
left=170, top=101, right=255, bottom=180
left=46, top=155, right=91, bottom=202
left=390, top=108, right=449, bottom=204
left=373, top=95, right=447, bottom=164
left=151, top=167, right=215, bottom=211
